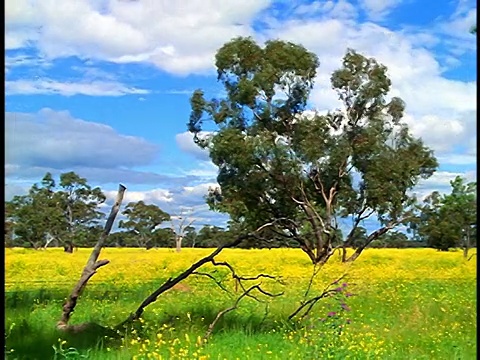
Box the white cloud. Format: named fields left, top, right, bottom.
left=412, top=170, right=477, bottom=200
left=263, top=17, right=476, bottom=170
left=102, top=182, right=228, bottom=227
left=6, top=108, right=158, bottom=170
left=5, top=79, right=149, bottom=96
left=104, top=188, right=173, bottom=205
left=176, top=131, right=212, bottom=161
left=359, top=0, right=404, bottom=20
left=183, top=161, right=219, bottom=180
left=403, top=111, right=476, bottom=154
left=293, top=0, right=358, bottom=20
left=5, top=0, right=271, bottom=75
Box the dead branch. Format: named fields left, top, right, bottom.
left=209, top=258, right=284, bottom=299
left=204, top=284, right=283, bottom=340
left=116, top=222, right=280, bottom=330
left=171, top=208, right=196, bottom=252
left=303, top=263, right=322, bottom=299
left=468, top=253, right=476, bottom=261
left=289, top=274, right=347, bottom=321
left=57, top=184, right=127, bottom=331
left=192, top=271, right=232, bottom=295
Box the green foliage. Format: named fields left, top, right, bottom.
left=188, top=37, right=438, bottom=264
left=118, top=201, right=171, bottom=249
left=5, top=172, right=105, bottom=249
left=413, top=176, right=477, bottom=254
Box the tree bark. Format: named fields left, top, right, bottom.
left=463, top=231, right=471, bottom=259
left=57, top=184, right=126, bottom=331
left=176, top=236, right=183, bottom=253
left=64, top=241, right=74, bottom=253
left=117, top=232, right=254, bottom=329
left=344, top=225, right=392, bottom=263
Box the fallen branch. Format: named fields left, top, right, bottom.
left=204, top=284, right=282, bottom=340
left=210, top=259, right=282, bottom=289
left=289, top=274, right=347, bottom=321
left=57, top=184, right=127, bottom=332
left=468, top=253, right=476, bottom=261
left=192, top=271, right=232, bottom=295
left=117, top=234, right=254, bottom=329
left=116, top=222, right=283, bottom=330
left=303, top=263, right=321, bottom=299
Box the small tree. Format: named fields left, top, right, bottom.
left=119, top=201, right=171, bottom=249
left=183, top=225, right=198, bottom=247
left=170, top=207, right=196, bottom=252
left=57, top=172, right=106, bottom=252
left=6, top=172, right=104, bottom=251
left=188, top=37, right=437, bottom=265
left=414, top=177, right=476, bottom=257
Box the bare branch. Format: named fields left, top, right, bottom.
left=204, top=284, right=283, bottom=340
left=289, top=274, right=347, bottom=321
left=192, top=271, right=232, bottom=295
left=303, top=263, right=322, bottom=299
left=116, top=221, right=280, bottom=329
left=58, top=184, right=126, bottom=330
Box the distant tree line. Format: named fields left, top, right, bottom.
left=4, top=172, right=476, bottom=254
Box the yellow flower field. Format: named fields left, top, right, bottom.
left=5, top=248, right=477, bottom=359
left=5, top=247, right=476, bottom=291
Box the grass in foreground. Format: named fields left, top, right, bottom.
left=5, top=248, right=477, bottom=359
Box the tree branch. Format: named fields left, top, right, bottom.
left=192, top=271, right=232, bottom=295
left=204, top=284, right=283, bottom=340
left=289, top=274, right=347, bottom=321
left=57, top=184, right=127, bottom=330
left=116, top=222, right=280, bottom=330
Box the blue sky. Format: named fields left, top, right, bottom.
left=5, top=0, right=477, bottom=233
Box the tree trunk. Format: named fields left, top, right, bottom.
left=58, top=184, right=126, bottom=331
left=345, top=247, right=362, bottom=262
left=176, top=236, right=183, bottom=253
left=29, top=240, right=41, bottom=250
left=341, top=246, right=347, bottom=262
left=64, top=241, right=74, bottom=253
left=463, top=231, right=471, bottom=259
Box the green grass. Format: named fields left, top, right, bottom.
left=5, top=278, right=476, bottom=359
left=5, top=249, right=477, bottom=359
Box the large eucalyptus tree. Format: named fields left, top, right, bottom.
left=188, top=37, right=438, bottom=264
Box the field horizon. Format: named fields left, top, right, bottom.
left=5, top=248, right=477, bottom=359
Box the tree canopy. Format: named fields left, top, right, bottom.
left=413, top=176, right=476, bottom=256
left=119, top=201, right=171, bottom=249
left=188, top=37, right=438, bottom=264
left=6, top=172, right=106, bottom=250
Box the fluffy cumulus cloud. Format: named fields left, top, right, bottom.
left=175, top=132, right=211, bottom=161
left=4, top=108, right=209, bottom=188
left=259, top=9, right=476, bottom=170
left=413, top=170, right=477, bottom=200
left=5, top=0, right=271, bottom=75
left=6, top=108, right=158, bottom=170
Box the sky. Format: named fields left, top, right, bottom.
left=5, top=0, right=477, bottom=233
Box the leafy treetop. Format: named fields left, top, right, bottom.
left=188, top=37, right=437, bottom=264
